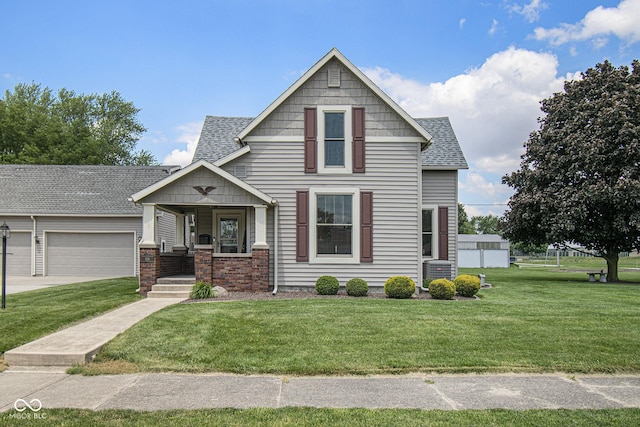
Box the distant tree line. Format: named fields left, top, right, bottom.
left=0, top=82, right=156, bottom=165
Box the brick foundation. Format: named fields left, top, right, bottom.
left=213, top=256, right=253, bottom=291
left=159, top=253, right=186, bottom=277
left=251, top=248, right=270, bottom=292
left=139, top=246, right=160, bottom=296
left=195, top=247, right=213, bottom=284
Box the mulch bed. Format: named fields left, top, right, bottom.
left=182, top=288, right=488, bottom=303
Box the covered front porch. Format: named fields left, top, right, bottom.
left=130, top=160, right=276, bottom=296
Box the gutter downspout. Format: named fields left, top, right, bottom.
left=30, top=216, right=37, bottom=276
left=272, top=203, right=279, bottom=295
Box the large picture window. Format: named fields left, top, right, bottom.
left=317, top=194, right=352, bottom=255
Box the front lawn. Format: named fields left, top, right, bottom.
left=0, top=278, right=141, bottom=359
left=87, top=268, right=640, bottom=375
left=2, top=407, right=639, bottom=427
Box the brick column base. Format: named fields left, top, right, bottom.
left=195, top=247, right=213, bottom=284
left=139, top=246, right=160, bottom=296
left=251, top=248, right=270, bottom=292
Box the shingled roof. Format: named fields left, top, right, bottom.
left=192, top=116, right=253, bottom=163
left=0, top=165, right=177, bottom=216
left=416, top=117, right=468, bottom=170
left=192, top=115, right=467, bottom=169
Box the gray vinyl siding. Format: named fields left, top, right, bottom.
left=157, top=211, right=176, bottom=252
left=140, top=167, right=265, bottom=206
left=224, top=140, right=421, bottom=290
left=422, top=170, right=458, bottom=276
left=252, top=58, right=422, bottom=139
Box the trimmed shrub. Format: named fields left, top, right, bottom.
left=423, top=278, right=434, bottom=289
left=429, top=278, right=456, bottom=300
left=384, top=276, right=416, bottom=299
left=315, top=275, right=340, bottom=295
left=454, top=274, right=481, bottom=297
left=190, top=281, right=213, bottom=299
left=346, top=278, right=369, bottom=297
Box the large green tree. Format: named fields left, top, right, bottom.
left=458, top=203, right=474, bottom=234
left=502, top=60, right=640, bottom=282
left=0, top=83, right=155, bottom=165
left=471, top=214, right=501, bottom=235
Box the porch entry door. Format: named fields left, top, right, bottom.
left=215, top=211, right=246, bottom=253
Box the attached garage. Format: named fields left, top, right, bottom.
left=1, top=231, right=32, bottom=275
left=46, top=232, right=135, bottom=276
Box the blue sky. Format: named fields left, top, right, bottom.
left=1, top=0, right=639, bottom=216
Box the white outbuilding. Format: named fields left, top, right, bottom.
left=458, top=234, right=510, bottom=268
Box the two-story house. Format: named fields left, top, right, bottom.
left=132, top=48, right=468, bottom=294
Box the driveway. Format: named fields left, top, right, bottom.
left=3, top=276, right=129, bottom=295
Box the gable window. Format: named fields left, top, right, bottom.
left=324, top=112, right=345, bottom=167
left=318, top=106, right=352, bottom=174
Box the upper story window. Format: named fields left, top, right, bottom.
left=324, top=112, right=345, bottom=167
left=318, top=106, right=352, bottom=174
left=304, top=106, right=365, bottom=175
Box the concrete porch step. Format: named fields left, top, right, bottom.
left=156, top=276, right=196, bottom=285
left=151, top=284, right=193, bottom=292
left=147, top=290, right=191, bottom=298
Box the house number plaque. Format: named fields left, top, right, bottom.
left=141, top=253, right=155, bottom=263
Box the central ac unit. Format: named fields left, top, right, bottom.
left=424, top=260, right=453, bottom=280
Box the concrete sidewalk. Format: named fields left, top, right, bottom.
left=1, top=371, right=639, bottom=412
left=4, top=298, right=183, bottom=366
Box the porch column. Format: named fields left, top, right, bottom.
left=140, top=203, right=157, bottom=247
left=173, top=213, right=187, bottom=253
left=139, top=203, right=158, bottom=296
left=253, top=205, right=269, bottom=250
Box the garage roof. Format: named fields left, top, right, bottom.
left=0, top=165, right=177, bottom=216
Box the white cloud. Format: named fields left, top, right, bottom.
left=489, top=19, right=499, bottom=36
left=459, top=18, right=467, bottom=29
left=162, top=120, right=203, bottom=166
left=532, top=0, right=640, bottom=45
left=507, top=0, right=549, bottom=23
left=364, top=46, right=571, bottom=178
left=459, top=172, right=511, bottom=198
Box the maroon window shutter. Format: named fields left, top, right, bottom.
left=360, top=191, right=373, bottom=262
left=304, top=108, right=317, bottom=173
left=438, top=206, right=449, bottom=260
left=296, top=191, right=309, bottom=262
left=352, top=107, right=365, bottom=173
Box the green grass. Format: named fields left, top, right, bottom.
left=0, top=277, right=141, bottom=356
left=2, top=408, right=640, bottom=426
left=87, top=267, right=640, bottom=375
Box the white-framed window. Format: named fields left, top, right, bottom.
left=422, top=206, right=438, bottom=259
left=318, top=106, right=352, bottom=174
left=310, top=187, right=360, bottom=263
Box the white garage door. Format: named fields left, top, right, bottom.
left=0, top=231, right=32, bottom=275
left=46, top=232, right=135, bottom=276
